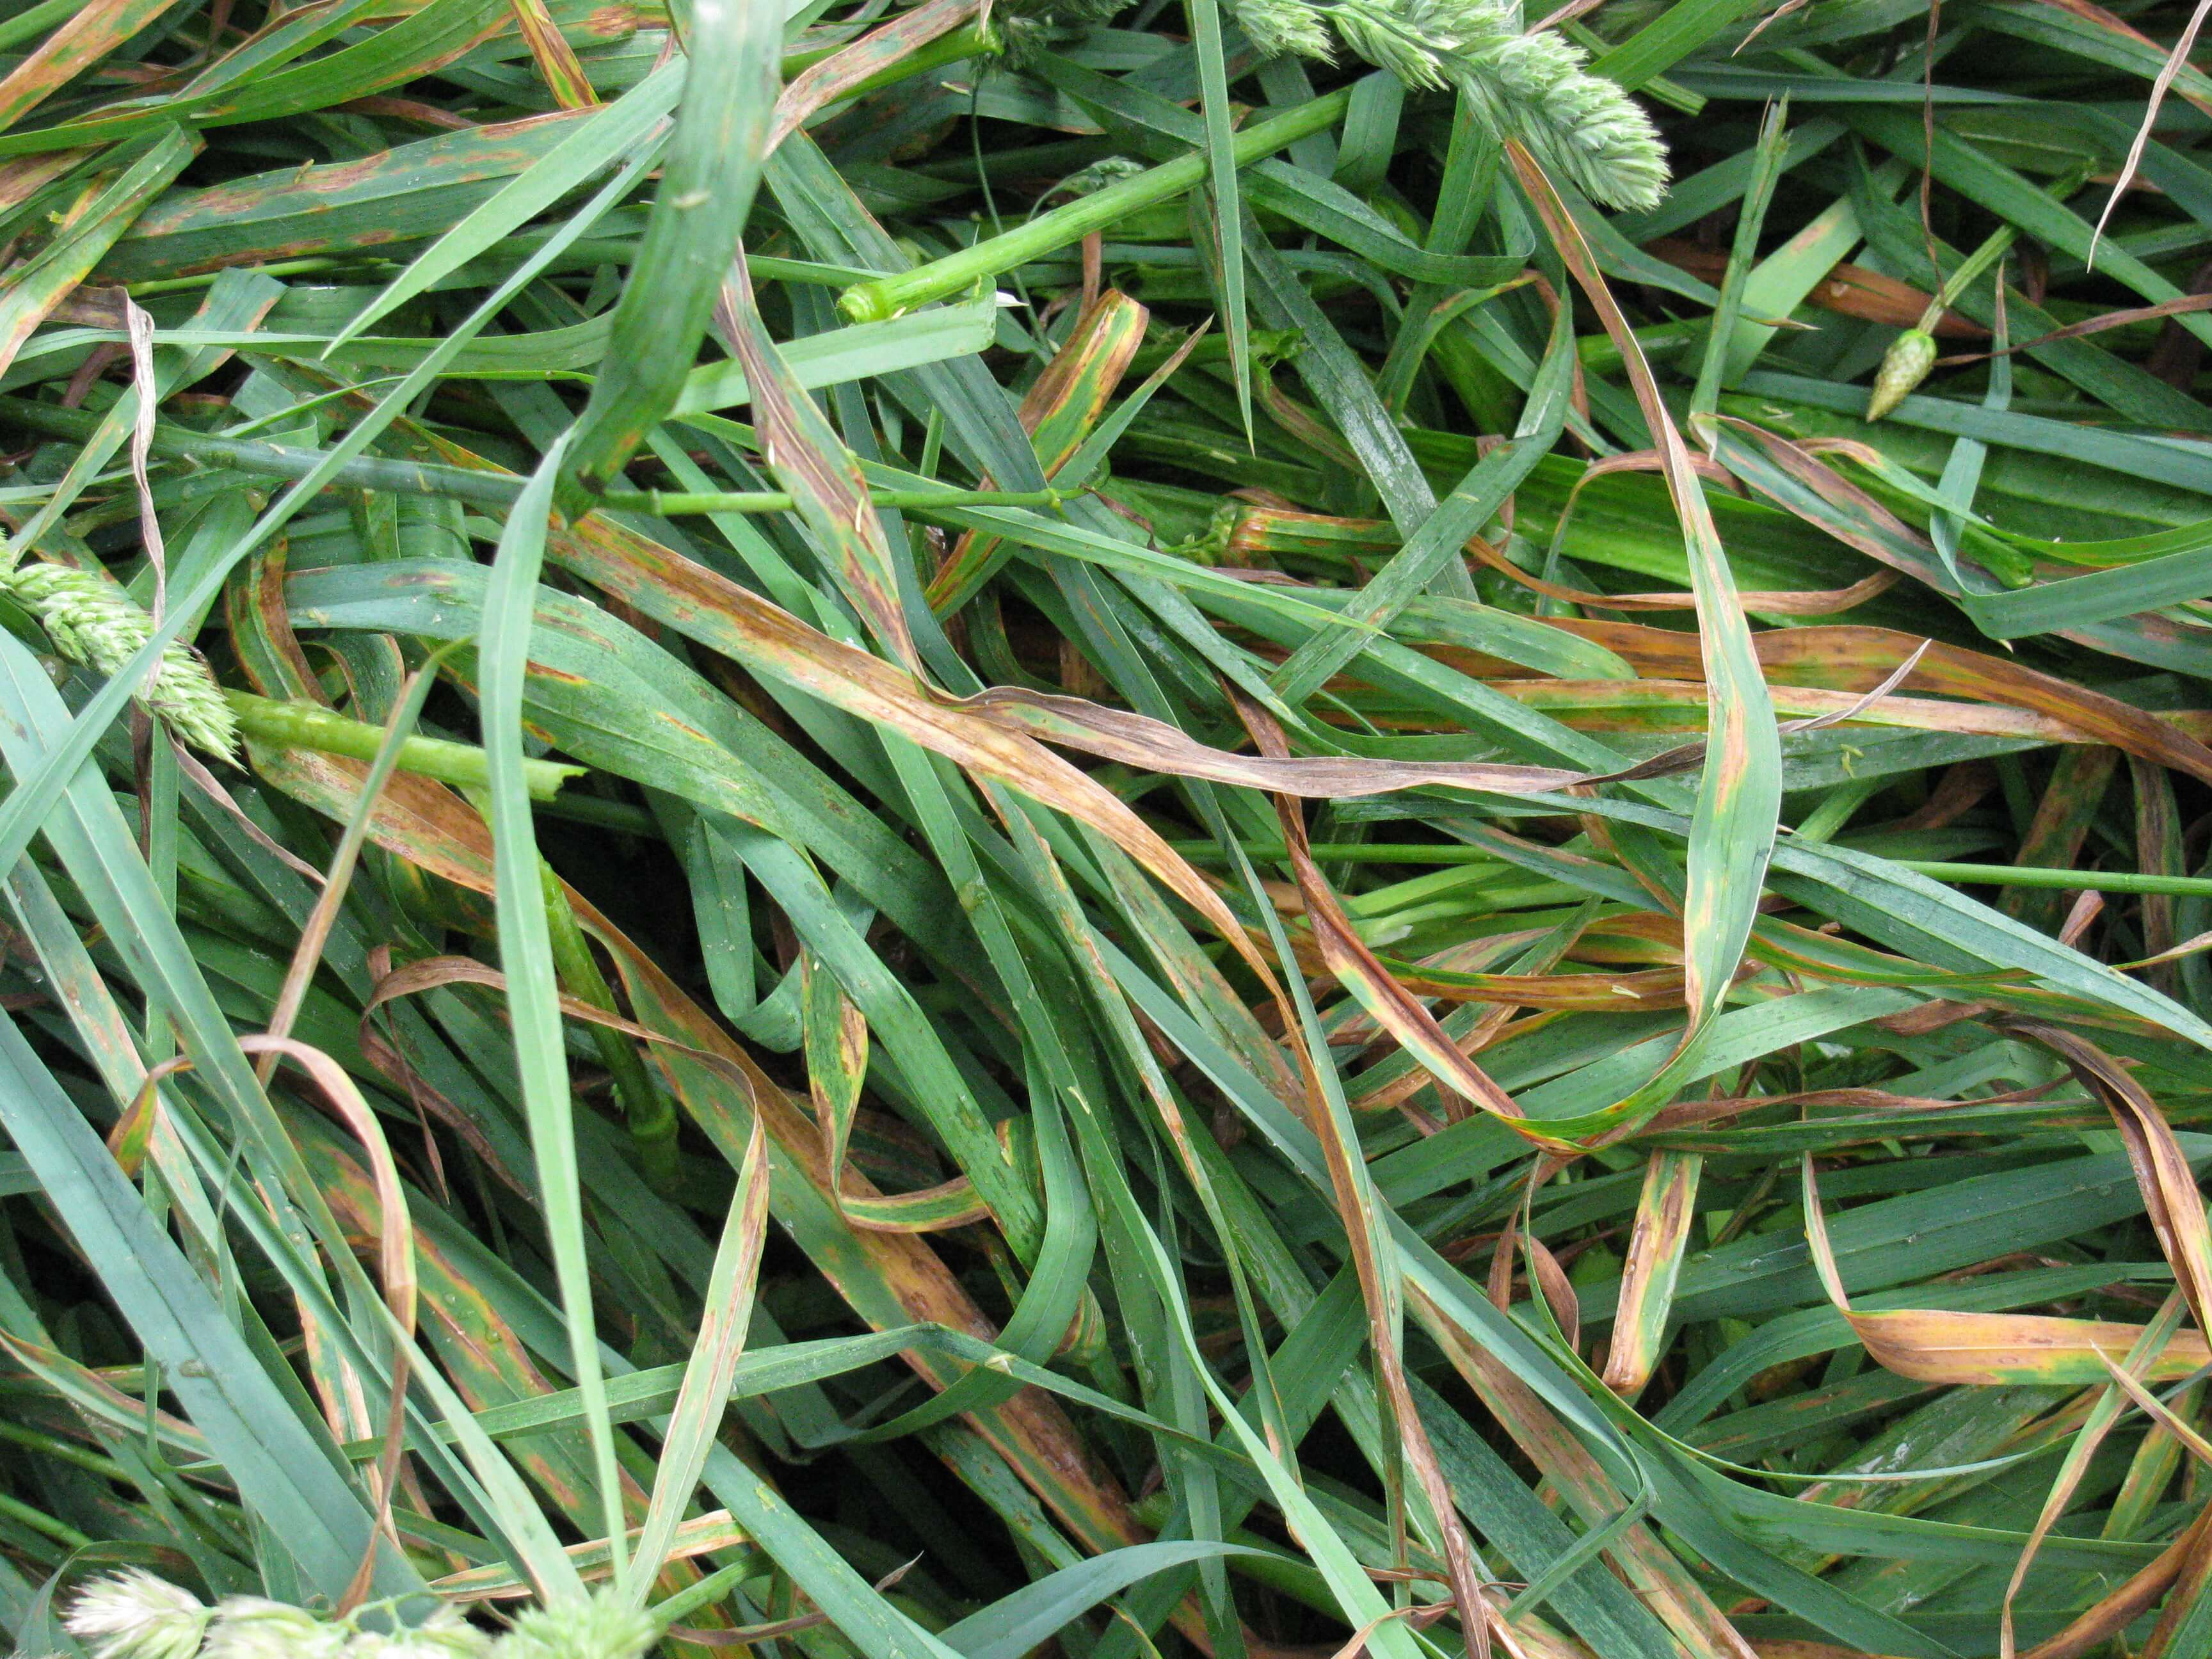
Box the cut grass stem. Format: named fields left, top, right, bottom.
left=835, top=88, right=1354, bottom=321
left=228, top=692, right=582, bottom=799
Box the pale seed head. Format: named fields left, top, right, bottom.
left=203, top=1597, right=351, bottom=1659
left=65, top=1570, right=212, bottom=1659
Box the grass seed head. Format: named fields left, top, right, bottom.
left=65, top=1571, right=212, bottom=1659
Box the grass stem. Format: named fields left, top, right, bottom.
left=228, top=691, right=582, bottom=799
left=835, top=88, right=1353, bottom=322
left=1168, top=840, right=2212, bottom=898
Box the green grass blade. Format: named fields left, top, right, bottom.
left=557, top=0, right=779, bottom=513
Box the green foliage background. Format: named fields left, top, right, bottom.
left=6, top=0, right=2212, bottom=1655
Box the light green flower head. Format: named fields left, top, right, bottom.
left=202, top=1596, right=351, bottom=1659
left=65, top=1569, right=212, bottom=1659
left=495, top=1592, right=659, bottom=1659
left=1230, top=0, right=1671, bottom=210
left=1866, top=328, right=1937, bottom=422
left=348, top=1607, right=495, bottom=1659
left=1238, top=0, right=1336, bottom=60
left=0, top=559, right=238, bottom=756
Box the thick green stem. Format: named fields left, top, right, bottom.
left=0, top=1489, right=91, bottom=1550
left=1887, top=862, right=2212, bottom=898
left=1911, top=162, right=2090, bottom=332
left=539, top=859, right=680, bottom=1192
left=228, top=691, right=582, bottom=800
left=836, top=88, right=1354, bottom=323
left=1914, top=225, right=2017, bottom=334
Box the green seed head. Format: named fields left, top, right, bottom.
left=1233, top=0, right=1670, bottom=209
left=494, top=1593, right=658, bottom=1659
left=1867, top=328, right=1937, bottom=422
left=203, top=1598, right=349, bottom=1659
left=1, top=560, right=238, bottom=757
left=348, top=1608, right=493, bottom=1659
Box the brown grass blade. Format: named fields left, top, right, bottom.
left=1523, top=620, right=2212, bottom=784
left=1804, top=1157, right=2212, bottom=1383
left=2007, top=1023, right=2212, bottom=1333
left=1601, top=1150, right=1701, bottom=1397
left=769, top=0, right=977, bottom=150
left=719, top=248, right=919, bottom=669
left=504, top=0, right=598, bottom=108
left=0, top=0, right=188, bottom=133
left=927, top=287, right=1149, bottom=612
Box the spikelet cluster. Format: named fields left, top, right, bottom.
left=63, top=1570, right=212, bottom=1659
left=497, top=1596, right=658, bottom=1659
left=1233, top=0, right=1669, bottom=210
left=995, top=0, right=1139, bottom=66
left=978, top=0, right=1665, bottom=207
left=200, top=1597, right=355, bottom=1659
left=0, top=558, right=237, bottom=756
left=65, top=1576, right=658, bottom=1659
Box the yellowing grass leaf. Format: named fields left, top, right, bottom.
left=1509, top=142, right=1782, bottom=1142
left=1804, top=1158, right=2211, bottom=1384
left=927, top=287, right=1149, bottom=614
left=2010, top=1022, right=2212, bottom=1333
left=1602, top=1149, right=1702, bottom=1398
left=721, top=248, right=918, bottom=669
